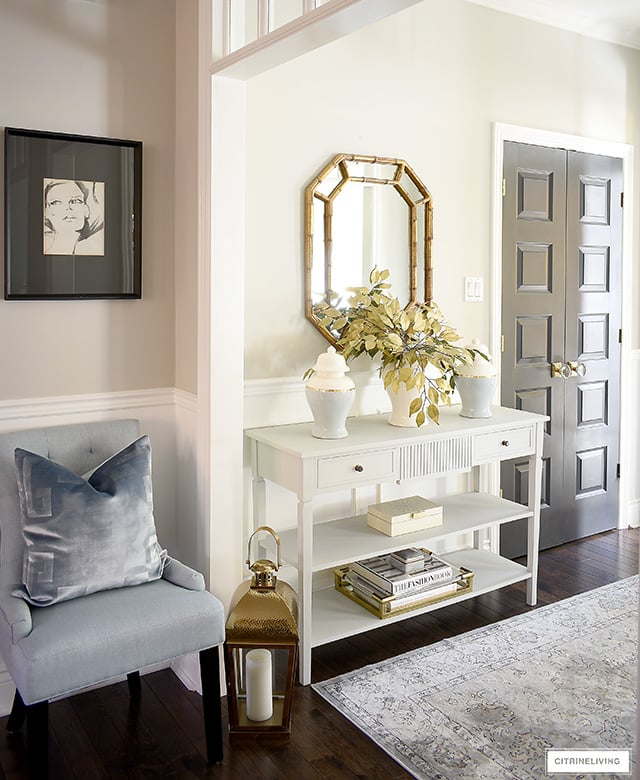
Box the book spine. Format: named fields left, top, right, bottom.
left=384, top=580, right=459, bottom=609
left=349, top=561, right=396, bottom=593
left=347, top=570, right=461, bottom=604
left=351, top=560, right=454, bottom=595
left=345, top=571, right=461, bottom=612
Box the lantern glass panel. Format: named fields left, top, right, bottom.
left=228, top=645, right=294, bottom=728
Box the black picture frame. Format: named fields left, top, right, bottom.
left=4, top=127, right=142, bottom=300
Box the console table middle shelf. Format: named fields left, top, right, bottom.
left=245, top=406, right=547, bottom=686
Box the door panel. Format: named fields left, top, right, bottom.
left=500, top=143, right=622, bottom=557
left=500, top=142, right=566, bottom=555
left=563, top=151, right=622, bottom=541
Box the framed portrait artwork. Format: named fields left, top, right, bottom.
left=4, top=127, right=142, bottom=299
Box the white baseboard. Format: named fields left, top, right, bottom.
left=171, top=649, right=227, bottom=701
left=0, top=669, right=15, bottom=717
left=171, top=653, right=202, bottom=693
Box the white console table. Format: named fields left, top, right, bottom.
left=245, top=406, right=547, bottom=685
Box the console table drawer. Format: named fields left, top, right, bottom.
left=474, top=426, right=534, bottom=462
left=317, top=449, right=396, bottom=489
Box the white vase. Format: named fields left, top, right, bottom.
left=386, top=384, right=422, bottom=427
left=455, top=375, right=497, bottom=418
left=305, top=347, right=355, bottom=439
left=455, top=338, right=498, bottom=419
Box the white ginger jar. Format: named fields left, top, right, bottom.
left=305, top=347, right=356, bottom=439
left=455, top=338, right=498, bottom=419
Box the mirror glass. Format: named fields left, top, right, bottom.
left=305, top=154, right=432, bottom=346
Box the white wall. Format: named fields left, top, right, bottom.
left=238, top=0, right=640, bottom=547
left=0, top=1, right=210, bottom=580
left=243, top=0, right=640, bottom=382
left=175, top=0, right=200, bottom=396
left=0, top=0, right=177, bottom=400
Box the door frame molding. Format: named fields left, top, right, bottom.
left=491, top=123, right=634, bottom=531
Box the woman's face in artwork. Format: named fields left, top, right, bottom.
left=45, top=181, right=88, bottom=234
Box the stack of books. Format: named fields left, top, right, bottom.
left=335, top=547, right=473, bottom=619
left=367, top=496, right=443, bottom=537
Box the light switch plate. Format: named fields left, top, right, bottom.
left=464, top=276, right=483, bottom=302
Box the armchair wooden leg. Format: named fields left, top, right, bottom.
left=127, top=671, right=141, bottom=698
left=26, top=700, right=48, bottom=780
left=199, top=647, right=223, bottom=765
left=7, top=689, right=26, bottom=732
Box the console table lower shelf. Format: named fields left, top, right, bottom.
left=311, top=547, right=530, bottom=647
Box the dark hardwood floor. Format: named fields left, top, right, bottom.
left=0, top=527, right=636, bottom=779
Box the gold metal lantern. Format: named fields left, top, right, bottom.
left=224, top=526, right=299, bottom=738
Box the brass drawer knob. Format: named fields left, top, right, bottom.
left=501, top=440, right=510, bottom=447
left=354, top=464, right=364, bottom=472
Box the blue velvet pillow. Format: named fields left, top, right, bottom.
left=13, top=435, right=166, bottom=606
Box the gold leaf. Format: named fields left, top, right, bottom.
left=409, top=397, right=422, bottom=415
left=427, top=403, right=440, bottom=423
left=399, top=366, right=412, bottom=383
left=416, top=410, right=426, bottom=427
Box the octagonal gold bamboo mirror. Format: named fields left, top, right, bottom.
left=304, top=153, right=433, bottom=346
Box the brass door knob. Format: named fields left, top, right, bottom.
left=551, top=362, right=571, bottom=378
left=568, top=361, right=587, bottom=377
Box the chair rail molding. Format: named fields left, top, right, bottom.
left=0, top=387, right=175, bottom=428
left=243, top=369, right=388, bottom=429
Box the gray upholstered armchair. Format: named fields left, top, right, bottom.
left=0, top=420, right=225, bottom=778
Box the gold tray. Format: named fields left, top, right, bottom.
left=334, top=553, right=473, bottom=619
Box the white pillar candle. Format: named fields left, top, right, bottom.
left=246, top=648, right=273, bottom=721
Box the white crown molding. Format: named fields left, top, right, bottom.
left=463, top=0, right=640, bottom=51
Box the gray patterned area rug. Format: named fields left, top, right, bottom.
left=313, top=577, right=638, bottom=779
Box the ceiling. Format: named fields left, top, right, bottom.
left=464, top=0, right=640, bottom=50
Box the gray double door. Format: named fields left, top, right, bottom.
left=500, top=141, right=623, bottom=558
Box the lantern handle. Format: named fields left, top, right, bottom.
left=246, top=525, right=283, bottom=571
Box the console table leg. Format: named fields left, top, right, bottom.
left=298, top=498, right=313, bottom=685
left=526, top=422, right=544, bottom=606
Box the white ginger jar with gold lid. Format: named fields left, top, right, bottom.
left=305, top=347, right=355, bottom=439
left=454, top=338, right=498, bottom=418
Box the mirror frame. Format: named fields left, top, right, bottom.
left=304, top=153, right=433, bottom=346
